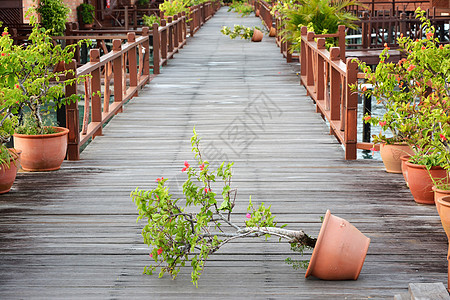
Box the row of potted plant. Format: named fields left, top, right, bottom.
left=0, top=8, right=88, bottom=193
left=355, top=8, right=450, bottom=207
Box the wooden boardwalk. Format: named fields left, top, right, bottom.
left=1, top=8, right=448, bottom=299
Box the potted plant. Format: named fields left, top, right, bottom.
left=37, top=0, right=70, bottom=36
left=0, top=10, right=88, bottom=172
left=77, top=3, right=95, bottom=29
left=221, top=25, right=263, bottom=42
left=131, top=129, right=371, bottom=286
left=0, top=108, right=20, bottom=193
left=356, top=9, right=450, bottom=203
left=228, top=0, right=254, bottom=17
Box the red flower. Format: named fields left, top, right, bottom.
left=440, top=134, right=447, bottom=141
left=426, top=32, right=433, bottom=39
left=421, top=46, right=426, bottom=50
left=15, top=84, right=19, bottom=89
left=364, top=115, right=371, bottom=122
left=156, top=177, right=164, bottom=182
left=440, top=44, right=444, bottom=49
left=1, top=32, right=7, bottom=37
left=362, top=86, right=367, bottom=92
left=1, top=53, right=5, bottom=57
left=407, top=65, right=416, bottom=72
left=204, top=188, right=210, bottom=193
left=379, top=121, right=386, bottom=127
left=157, top=248, right=163, bottom=255
left=384, top=43, right=390, bottom=50
left=199, top=163, right=205, bottom=171
left=181, top=160, right=190, bottom=172
left=400, top=33, right=403, bottom=38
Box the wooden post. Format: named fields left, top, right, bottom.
left=161, top=19, right=168, bottom=65
left=316, top=38, right=325, bottom=102
left=337, top=25, right=346, bottom=62
left=142, top=27, right=150, bottom=81
left=345, top=58, right=358, bottom=160
left=362, top=12, right=369, bottom=49
left=127, top=32, right=138, bottom=97
left=300, top=27, right=307, bottom=78
left=306, top=31, right=315, bottom=87
left=168, top=16, right=174, bottom=56
left=65, top=59, right=80, bottom=161
left=125, top=6, right=129, bottom=30
left=113, top=40, right=123, bottom=111
left=90, top=49, right=102, bottom=138
left=190, top=7, right=195, bottom=37
left=329, top=47, right=340, bottom=122
left=400, top=12, right=406, bottom=38
left=173, top=14, right=179, bottom=51
left=152, top=23, right=160, bottom=74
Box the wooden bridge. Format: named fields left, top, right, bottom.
left=0, top=7, right=448, bottom=299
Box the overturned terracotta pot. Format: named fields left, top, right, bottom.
left=251, top=29, right=263, bottom=42
left=305, top=210, right=370, bottom=280
left=269, top=27, right=276, bottom=37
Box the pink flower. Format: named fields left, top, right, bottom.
left=407, top=65, right=416, bottom=72
left=199, top=163, right=205, bottom=171
left=440, top=134, right=447, bottom=141
left=204, top=188, right=210, bottom=193
left=379, top=121, right=386, bottom=127
left=181, top=160, right=190, bottom=172
left=149, top=253, right=153, bottom=258
left=426, top=32, right=433, bottom=39
left=364, top=115, right=371, bottom=122
left=157, top=248, right=163, bottom=255
left=2, top=32, right=7, bottom=37
left=15, top=84, right=19, bottom=89
left=246, top=213, right=251, bottom=219
left=156, top=177, right=164, bottom=182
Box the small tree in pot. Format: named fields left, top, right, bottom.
left=131, top=129, right=371, bottom=286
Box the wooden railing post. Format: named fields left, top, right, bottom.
left=142, top=27, right=150, bottom=81
left=316, top=38, right=325, bottom=102
left=337, top=25, right=346, bottom=61
left=300, top=27, right=307, bottom=79
left=152, top=23, right=160, bottom=74
left=329, top=47, right=340, bottom=122
left=65, top=59, right=80, bottom=161
left=113, top=39, right=124, bottom=109
left=168, top=16, right=174, bottom=56
left=344, top=58, right=358, bottom=160
left=161, top=19, right=168, bottom=65
left=173, top=14, right=179, bottom=51
left=182, top=11, right=187, bottom=42
left=189, top=7, right=195, bottom=37
left=125, top=6, right=129, bottom=30
left=128, top=32, right=138, bottom=96
left=306, top=31, right=315, bottom=87
left=90, top=49, right=102, bottom=138
left=362, top=12, right=369, bottom=49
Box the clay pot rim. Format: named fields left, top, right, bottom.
left=399, top=154, right=411, bottom=161
left=305, top=209, right=332, bottom=278
left=13, top=127, right=69, bottom=139
left=405, top=161, right=445, bottom=171
left=437, top=195, right=450, bottom=208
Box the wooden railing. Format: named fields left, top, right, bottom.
left=62, top=2, right=220, bottom=160
left=254, top=0, right=273, bottom=31
left=300, top=26, right=360, bottom=160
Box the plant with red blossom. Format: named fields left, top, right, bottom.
left=131, top=129, right=317, bottom=286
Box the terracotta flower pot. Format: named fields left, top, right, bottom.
left=255, top=9, right=260, bottom=17
left=251, top=29, right=263, bottom=42
left=0, top=149, right=21, bottom=194
left=13, top=127, right=69, bottom=172
left=400, top=155, right=411, bottom=186
left=269, top=27, right=276, bottom=37
left=379, top=143, right=414, bottom=173
left=406, top=161, right=447, bottom=205
left=433, top=185, right=450, bottom=214
left=305, top=210, right=371, bottom=280
left=436, top=196, right=450, bottom=291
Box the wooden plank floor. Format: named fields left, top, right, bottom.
left=1, top=8, right=448, bottom=299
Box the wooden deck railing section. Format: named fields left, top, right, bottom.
left=300, top=26, right=360, bottom=160
left=253, top=0, right=273, bottom=31
left=63, top=3, right=220, bottom=160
